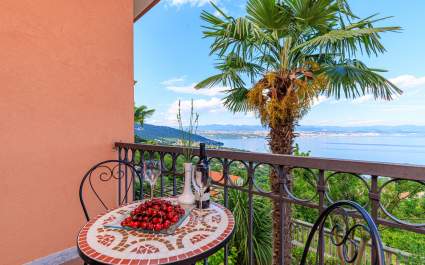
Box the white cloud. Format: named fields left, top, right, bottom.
left=301, top=119, right=387, bottom=126
left=327, top=96, right=374, bottom=105
left=342, top=119, right=387, bottom=126
left=381, top=105, right=425, bottom=113
left=351, top=95, right=373, bottom=104
left=312, top=96, right=329, bottom=107
left=161, top=76, right=186, bottom=86
left=162, top=77, right=227, bottom=96
left=166, top=0, right=217, bottom=7
left=245, top=111, right=256, bottom=118
left=168, top=83, right=226, bottom=96
left=389, top=75, right=425, bottom=89
left=168, top=97, right=224, bottom=116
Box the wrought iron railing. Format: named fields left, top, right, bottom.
left=292, top=219, right=411, bottom=264
left=115, top=142, right=425, bottom=265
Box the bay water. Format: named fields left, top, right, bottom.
left=211, top=133, right=425, bottom=165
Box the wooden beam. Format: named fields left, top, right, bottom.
left=134, top=0, right=160, bottom=22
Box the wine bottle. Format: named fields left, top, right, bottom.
left=195, top=143, right=210, bottom=209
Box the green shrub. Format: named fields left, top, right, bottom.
left=291, top=246, right=340, bottom=265
left=196, top=247, right=238, bottom=265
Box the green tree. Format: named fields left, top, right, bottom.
left=134, top=105, right=155, bottom=128
left=196, top=0, right=402, bottom=263
left=227, top=190, right=273, bottom=265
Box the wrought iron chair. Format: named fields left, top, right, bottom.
left=79, top=160, right=142, bottom=221
left=300, top=200, right=385, bottom=265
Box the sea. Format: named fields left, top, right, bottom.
left=210, top=133, right=425, bottom=165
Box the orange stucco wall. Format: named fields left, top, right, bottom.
left=0, top=1, right=134, bottom=264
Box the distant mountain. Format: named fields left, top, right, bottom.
left=197, top=124, right=425, bottom=134
left=197, top=124, right=266, bottom=132
left=298, top=125, right=425, bottom=134
left=135, top=124, right=223, bottom=146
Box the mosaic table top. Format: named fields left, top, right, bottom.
left=77, top=199, right=235, bottom=265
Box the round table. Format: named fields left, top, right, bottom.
left=77, top=199, right=235, bottom=265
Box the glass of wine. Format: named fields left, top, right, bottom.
left=143, top=160, right=161, bottom=200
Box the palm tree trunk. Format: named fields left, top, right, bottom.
left=269, top=116, right=295, bottom=265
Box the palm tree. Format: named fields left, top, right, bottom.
left=134, top=105, right=155, bottom=128
left=196, top=0, right=402, bottom=263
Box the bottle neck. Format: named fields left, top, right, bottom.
left=199, top=143, right=207, bottom=164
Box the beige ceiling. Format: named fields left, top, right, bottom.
left=134, top=0, right=159, bottom=21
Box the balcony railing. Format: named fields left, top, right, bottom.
left=115, top=142, right=425, bottom=265
left=292, top=219, right=411, bottom=264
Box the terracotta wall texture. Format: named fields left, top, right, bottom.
left=0, top=1, right=134, bottom=264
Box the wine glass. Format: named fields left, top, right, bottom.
left=143, top=160, right=161, bottom=200
left=192, top=166, right=211, bottom=219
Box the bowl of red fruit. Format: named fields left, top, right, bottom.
left=105, top=198, right=189, bottom=235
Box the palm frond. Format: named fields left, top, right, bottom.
left=201, top=10, right=271, bottom=59
left=246, top=0, right=293, bottom=33
left=294, top=26, right=401, bottom=57
left=195, top=73, right=227, bottom=89
left=134, top=105, right=155, bottom=127
left=196, top=53, right=263, bottom=90
left=209, top=1, right=231, bottom=20
left=143, top=109, right=155, bottom=118
left=256, top=53, right=280, bottom=71
left=320, top=60, right=402, bottom=100
left=286, top=0, right=340, bottom=32
left=342, top=13, right=397, bottom=33
left=223, top=87, right=252, bottom=113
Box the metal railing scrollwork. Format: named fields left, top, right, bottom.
left=115, top=142, right=425, bottom=265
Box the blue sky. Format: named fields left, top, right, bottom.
left=134, top=0, right=425, bottom=127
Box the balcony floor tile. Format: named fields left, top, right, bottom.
left=61, top=258, right=84, bottom=265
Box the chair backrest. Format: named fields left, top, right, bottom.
left=300, top=200, right=385, bottom=265
left=79, top=160, right=142, bottom=221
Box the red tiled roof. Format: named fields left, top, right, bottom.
left=210, top=171, right=240, bottom=184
